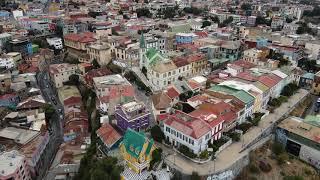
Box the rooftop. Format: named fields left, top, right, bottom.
left=121, top=101, right=145, bottom=113
left=96, top=123, right=122, bottom=148
left=0, top=127, right=40, bottom=145
left=278, top=116, right=320, bottom=144
left=0, top=150, right=25, bottom=177
left=93, top=74, right=131, bottom=89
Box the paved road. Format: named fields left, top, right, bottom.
left=37, top=56, right=65, bottom=180
left=161, top=89, right=309, bottom=176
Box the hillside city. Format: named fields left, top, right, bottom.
left=0, top=0, right=319, bottom=180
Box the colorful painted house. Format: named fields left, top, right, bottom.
left=115, top=101, right=150, bottom=132
left=120, top=129, right=156, bottom=174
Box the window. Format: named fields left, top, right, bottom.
left=205, top=134, right=210, bottom=140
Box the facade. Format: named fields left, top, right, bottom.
left=175, top=33, right=197, bottom=45
left=46, top=37, right=63, bottom=49
left=87, top=43, right=112, bottom=66
left=164, top=110, right=212, bottom=154
left=276, top=116, right=320, bottom=170
left=0, top=150, right=31, bottom=180
left=120, top=129, right=156, bottom=174
left=49, top=63, right=77, bottom=88
left=115, top=101, right=150, bottom=132
left=9, top=38, right=33, bottom=58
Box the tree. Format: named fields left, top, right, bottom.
left=136, top=8, right=152, bottom=18
left=68, top=74, right=79, bottom=85
left=150, top=125, right=165, bottom=142
left=202, top=20, right=211, bottom=28
left=44, top=104, right=55, bottom=120
left=283, top=175, right=304, bottom=180
left=92, top=58, right=100, bottom=69
left=286, top=17, right=293, bottom=23
left=272, top=142, right=285, bottom=156
left=150, top=148, right=162, bottom=169
left=112, top=28, right=119, bottom=35
left=256, top=16, right=271, bottom=26
left=210, top=16, right=220, bottom=24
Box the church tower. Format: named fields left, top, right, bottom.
left=139, top=32, right=146, bottom=70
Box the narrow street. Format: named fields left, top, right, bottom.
left=37, top=56, right=65, bottom=180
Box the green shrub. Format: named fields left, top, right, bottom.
left=272, top=142, right=285, bottom=155
left=276, top=153, right=289, bottom=165
left=179, top=145, right=197, bottom=159
left=199, top=150, right=209, bottom=159
left=283, top=175, right=304, bottom=180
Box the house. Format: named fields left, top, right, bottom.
left=175, top=33, right=197, bottom=45
left=64, top=32, right=96, bottom=61
left=186, top=53, right=208, bottom=76
left=0, top=73, right=12, bottom=94
left=115, top=101, right=150, bottom=132
left=0, top=150, right=31, bottom=180
left=9, top=38, right=33, bottom=58
left=189, top=102, right=233, bottom=140
left=84, top=68, right=112, bottom=87
left=275, top=116, right=320, bottom=170
left=17, top=95, right=46, bottom=110
left=93, top=74, right=135, bottom=114
left=96, top=123, right=122, bottom=155
left=164, top=110, right=211, bottom=154
left=151, top=91, right=172, bottom=123
left=311, top=71, right=320, bottom=95
left=58, top=85, right=82, bottom=111
left=87, top=42, right=112, bottom=65
left=208, top=85, right=255, bottom=123
left=305, top=41, right=320, bottom=61
left=46, top=37, right=63, bottom=49
left=49, top=63, right=77, bottom=88
left=120, top=129, right=156, bottom=174
left=299, top=72, right=314, bottom=89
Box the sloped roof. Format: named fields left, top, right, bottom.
left=97, top=123, right=122, bottom=148
left=151, top=92, right=171, bottom=110
left=209, top=85, right=254, bottom=104
left=121, top=129, right=153, bottom=158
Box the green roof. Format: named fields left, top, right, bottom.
left=304, top=115, right=320, bottom=128
left=209, top=85, right=238, bottom=95
left=233, top=90, right=254, bottom=104
left=122, top=129, right=152, bottom=158
left=209, top=85, right=254, bottom=104
left=145, top=48, right=164, bottom=65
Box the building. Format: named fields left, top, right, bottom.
left=93, top=74, right=135, bottom=114
left=87, top=42, right=112, bottom=66
left=164, top=110, right=212, bottom=154
left=175, top=33, right=197, bottom=45
left=64, top=32, right=96, bottom=61
left=0, top=150, right=31, bottom=180
left=115, top=101, right=150, bottom=132
left=276, top=116, right=320, bottom=169
left=0, top=74, right=12, bottom=94
left=46, top=37, right=63, bottom=50
left=120, top=129, right=156, bottom=174
left=9, top=38, right=33, bottom=58
left=96, top=123, right=122, bottom=155
left=305, top=41, right=320, bottom=61
left=49, top=63, right=77, bottom=88
left=311, top=71, right=320, bottom=95
left=271, top=16, right=285, bottom=30
left=151, top=91, right=172, bottom=122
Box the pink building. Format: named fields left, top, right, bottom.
left=0, top=150, right=31, bottom=180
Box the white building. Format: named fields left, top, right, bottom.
left=305, top=41, right=320, bottom=62
left=0, top=150, right=31, bottom=180
left=163, top=111, right=212, bottom=154
left=49, top=63, right=77, bottom=88
left=0, top=56, right=15, bottom=69
left=46, top=37, right=63, bottom=49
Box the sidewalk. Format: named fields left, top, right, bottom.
left=162, top=89, right=309, bottom=176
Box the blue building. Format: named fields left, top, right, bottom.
left=9, top=38, right=33, bottom=57
left=175, top=33, right=196, bottom=45
left=0, top=11, right=10, bottom=20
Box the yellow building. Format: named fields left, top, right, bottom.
left=120, top=129, right=156, bottom=174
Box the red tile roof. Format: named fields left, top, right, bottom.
left=64, top=32, right=96, bottom=43
left=64, top=96, right=82, bottom=107
left=188, top=80, right=201, bottom=90
left=186, top=53, right=206, bottom=63
left=237, top=71, right=258, bottom=82
left=232, top=59, right=256, bottom=69
left=173, top=57, right=190, bottom=67
left=258, top=75, right=278, bottom=88
left=166, top=87, right=180, bottom=99
left=194, top=31, right=208, bottom=38
left=164, top=110, right=211, bottom=139
left=96, top=123, right=122, bottom=148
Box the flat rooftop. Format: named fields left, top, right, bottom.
left=0, top=150, right=24, bottom=177
left=0, top=127, right=40, bottom=145
left=278, top=116, right=320, bottom=144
